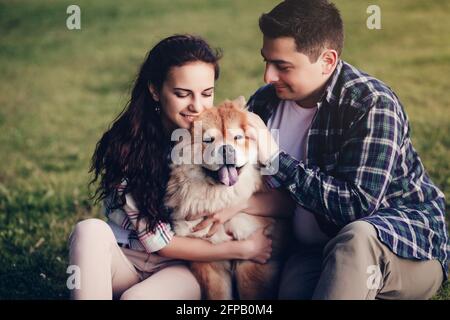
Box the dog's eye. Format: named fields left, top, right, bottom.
left=234, top=135, right=244, bottom=141
left=203, top=137, right=215, bottom=143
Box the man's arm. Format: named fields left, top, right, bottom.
left=243, top=189, right=295, bottom=218
left=264, top=96, right=405, bottom=227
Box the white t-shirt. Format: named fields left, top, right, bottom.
left=268, top=100, right=330, bottom=245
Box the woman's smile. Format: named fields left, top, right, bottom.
left=180, top=112, right=199, bottom=123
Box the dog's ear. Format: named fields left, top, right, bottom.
left=232, top=96, right=247, bottom=109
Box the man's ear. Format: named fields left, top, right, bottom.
left=232, top=96, right=247, bottom=109
left=321, top=49, right=338, bottom=75
left=148, top=84, right=160, bottom=101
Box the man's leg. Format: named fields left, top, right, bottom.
left=278, top=246, right=323, bottom=299
left=312, top=221, right=444, bottom=300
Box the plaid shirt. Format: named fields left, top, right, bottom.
left=248, top=60, right=449, bottom=278
left=103, top=181, right=174, bottom=253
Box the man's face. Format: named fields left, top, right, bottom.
left=261, top=36, right=328, bottom=107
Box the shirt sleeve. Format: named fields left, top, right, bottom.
left=121, top=192, right=174, bottom=253
left=104, top=181, right=174, bottom=253
left=264, top=95, right=405, bottom=227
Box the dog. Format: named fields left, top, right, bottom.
left=164, top=97, right=290, bottom=300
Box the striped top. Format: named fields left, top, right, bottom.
left=103, top=181, right=173, bottom=253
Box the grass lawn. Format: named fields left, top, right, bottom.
left=0, top=0, right=449, bottom=299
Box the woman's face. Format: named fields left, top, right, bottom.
left=151, top=61, right=216, bottom=132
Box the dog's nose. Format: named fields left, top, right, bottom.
left=218, top=144, right=236, bottom=165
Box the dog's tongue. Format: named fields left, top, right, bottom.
left=218, top=166, right=238, bottom=186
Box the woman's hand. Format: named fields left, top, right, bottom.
left=245, top=112, right=280, bottom=164
left=187, top=200, right=248, bottom=237
left=240, top=227, right=272, bottom=264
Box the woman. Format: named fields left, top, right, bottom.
left=69, top=35, right=281, bottom=300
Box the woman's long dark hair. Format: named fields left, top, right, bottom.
left=90, top=35, right=221, bottom=231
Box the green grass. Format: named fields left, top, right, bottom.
left=0, top=0, right=449, bottom=299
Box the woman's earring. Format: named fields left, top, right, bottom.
left=155, top=105, right=160, bottom=114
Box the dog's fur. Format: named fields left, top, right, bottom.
left=165, top=98, right=290, bottom=299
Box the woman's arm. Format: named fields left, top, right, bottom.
left=157, top=228, right=272, bottom=264
left=188, top=189, right=295, bottom=236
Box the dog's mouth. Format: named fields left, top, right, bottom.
left=203, top=164, right=245, bottom=186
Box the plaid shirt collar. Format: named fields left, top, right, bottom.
left=323, top=59, right=343, bottom=106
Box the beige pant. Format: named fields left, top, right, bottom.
left=279, top=221, right=444, bottom=300
left=68, top=218, right=201, bottom=300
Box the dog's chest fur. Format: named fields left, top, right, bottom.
left=165, top=164, right=266, bottom=244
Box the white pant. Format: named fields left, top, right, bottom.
left=68, top=218, right=201, bottom=300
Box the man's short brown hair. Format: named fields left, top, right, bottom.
left=259, top=0, right=344, bottom=62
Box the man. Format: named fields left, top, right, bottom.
left=245, top=0, right=448, bottom=299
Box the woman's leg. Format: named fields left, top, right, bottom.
left=69, top=218, right=141, bottom=299
left=120, top=264, right=201, bottom=300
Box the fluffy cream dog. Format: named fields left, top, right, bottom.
left=165, top=97, right=290, bottom=299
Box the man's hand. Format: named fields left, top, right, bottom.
left=187, top=200, right=248, bottom=237
left=245, top=112, right=280, bottom=164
